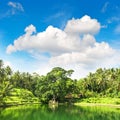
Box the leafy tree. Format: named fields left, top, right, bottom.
left=35, top=67, right=75, bottom=103
left=0, top=60, right=13, bottom=105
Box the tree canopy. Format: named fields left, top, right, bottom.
left=0, top=59, right=120, bottom=105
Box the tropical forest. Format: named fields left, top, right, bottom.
left=1, top=59, right=120, bottom=107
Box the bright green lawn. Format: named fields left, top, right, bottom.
left=75, top=97, right=120, bottom=106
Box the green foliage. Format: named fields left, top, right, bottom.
left=11, top=71, right=38, bottom=94
left=1, top=59, right=120, bottom=106
left=77, top=68, right=120, bottom=99
left=3, top=88, right=39, bottom=105
left=0, top=60, right=39, bottom=106
left=0, top=60, right=13, bottom=106
left=35, top=67, right=76, bottom=103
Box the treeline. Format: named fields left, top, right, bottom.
left=0, top=59, right=120, bottom=105
left=77, top=68, right=120, bottom=98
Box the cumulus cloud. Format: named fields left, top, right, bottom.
left=50, top=42, right=115, bottom=67
left=6, top=15, right=101, bottom=54
left=6, top=15, right=120, bottom=78
left=64, top=15, right=101, bottom=35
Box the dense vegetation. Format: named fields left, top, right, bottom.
left=0, top=59, right=120, bottom=106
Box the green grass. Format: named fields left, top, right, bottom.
left=74, top=97, right=120, bottom=106
left=2, top=88, right=39, bottom=106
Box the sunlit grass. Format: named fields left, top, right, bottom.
left=3, top=88, right=39, bottom=106
left=75, top=97, right=120, bottom=107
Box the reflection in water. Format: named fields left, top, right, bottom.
left=48, top=102, right=58, bottom=111
left=0, top=105, right=120, bottom=120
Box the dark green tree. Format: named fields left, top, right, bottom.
left=35, top=67, right=75, bottom=103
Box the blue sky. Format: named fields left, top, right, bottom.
left=0, top=0, right=120, bottom=78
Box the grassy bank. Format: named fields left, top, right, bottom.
left=74, top=97, right=120, bottom=107
left=0, top=88, right=39, bottom=107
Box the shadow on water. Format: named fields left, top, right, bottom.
left=0, top=104, right=120, bottom=120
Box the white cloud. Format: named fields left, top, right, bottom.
left=8, top=1, right=24, bottom=11
left=64, top=15, right=101, bottom=35
left=8, top=1, right=24, bottom=15
left=25, top=24, right=36, bottom=34
left=101, top=2, right=109, bottom=13
left=6, top=15, right=120, bottom=78
left=6, top=15, right=101, bottom=54
left=49, top=42, right=115, bottom=67
left=0, top=1, right=24, bottom=19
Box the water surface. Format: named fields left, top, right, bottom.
left=0, top=104, right=120, bottom=120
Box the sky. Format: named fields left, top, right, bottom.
left=0, top=0, right=120, bottom=79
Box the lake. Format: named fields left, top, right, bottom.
left=0, top=104, right=120, bottom=120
